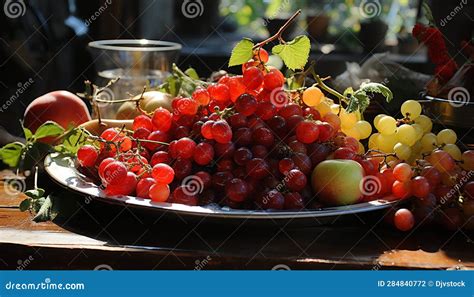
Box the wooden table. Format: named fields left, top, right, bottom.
left=0, top=170, right=473, bottom=270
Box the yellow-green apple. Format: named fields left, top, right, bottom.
left=24, top=90, right=91, bottom=141
left=311, top=159, right=364, bottom=205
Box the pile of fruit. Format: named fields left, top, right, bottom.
left=71, top=42, right=474, bottom=232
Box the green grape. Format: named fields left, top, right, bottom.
left=421, top=133, right=437, bottom=153
left=358, top=142, right=365, bottom=154
left=373, top=114, right=387, bottom=130
left=414, top=115, right=432, bottom=133
left=330, top=104, right=340, bottom=114
left=316, top=101, right=332, bottom=117
left=394, top=142, right=412, bottom=161
left=395, top=124, right=417, bottom=146
left=411, top=141, right=422, bottom=154
left=355, top=120, right=372, bottom=139
left=302, top=86, right=324, bottom=107
left=411, top=123, right=424, bottom=141
left=442, top=144, right=462, bottom=161
left=436, top=129, right=457, bottom=145
left=401, top=100, right=422, bottom=119
left=377, top=116, right=397, bottom=135
left=342, top=126, right=360, bottom=140
left=368, top=133, right=380, bottom=149
left=340, top=110, right=357, bottom=129
left=377, top=133, right=398, bottom=152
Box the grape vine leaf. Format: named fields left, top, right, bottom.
left=185, top=67, right=200, bottom=80
left=272, top=35, right=310, bottom=70
left=34, top=121, right=64, bottom=140
left=228, top=38, right=254, bottom=67
left=346, top=82, right=393, bottom=113
left=55, top=128, right=88, bottom=155
left=33, top=195, right=58, bottom=222
left=0, top=142, right=24, bottom=167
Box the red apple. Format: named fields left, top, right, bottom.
left=24, top=90, right=91, bottom=141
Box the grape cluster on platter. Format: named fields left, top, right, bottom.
left=75, top=48, right=474, bottom=232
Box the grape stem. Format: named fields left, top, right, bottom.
left=252, top=9, right=301, bottom=50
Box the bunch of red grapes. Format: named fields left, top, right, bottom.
left=75, top=47, right=474, bottom=231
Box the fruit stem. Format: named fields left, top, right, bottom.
left=252, top=9, right=301, bottom=50
left=312, top=71, right=348, bottom=104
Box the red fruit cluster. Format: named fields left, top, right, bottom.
left=412, top=23, right=457, bottom=81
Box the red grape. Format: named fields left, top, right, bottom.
left=255, top=101, right=277, bottom=120
left=149, top=183, right=170, bottom=202
left=420, top=166, right=441, bottom=187
left=427, top=150, right=455, bottom=172
left=392, top=180, right=412, bottom=199
left=105, top=172, right=137, bottom=196
left=77, top=145, right=98, bottom=167
left=136, top=177, right=155, bottom=198
left=151, top=107, right=172, bottom=132
left=212, top=120, right=233, bottom=143
left=235, top=94, right=257, bottom=116
left=151, top=163, right=175, bottom=184
left=284, top=192, right=304, bottom=210
left=279, top=158, right=295, bottom=175
left=393, top=163, right=413, bottom=182
left=193, top=142, right=214, bottom=165
left=246, top=158, right=270, bottom=179
left=394, top=208, right=415, bottom=231
left=296, top=120, right=320, bottom=144
left=253, top=48, right=269, bottom=63
left=192, top=88, right=210, bottom=106
left=201, top=120, right=215, bottom=139
left=174, top=137, right=197, bottom=159
left=226, top=178, right=249, bottom=202
left=208, top=83, right=230, bottom=102
left=252, top=127, right=275, bottom=148
left=286, top=169, right=307, bottom=191
left=243, top=66, right=264, bottom=90
left=133, top=115, right=153, bottom=131
left=102, top=161, right=128, bottom=186
left=234, top=147, right=253, bottom=165
left=263, top=68, right=284, bottom=90
left=411, top=176, right=430, bottom=198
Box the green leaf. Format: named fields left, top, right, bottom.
left=33, top=195, right=58, bottom=222
left=185, top=67, right=199, bottom=80
left=34, top=121, right=65, bottom=140
left=271, top=35, right=310, bottom=70
left=23, top=127, right=33, bottom=141
left=229, top=38, right=254, bottom=67
left=54, top=128, right=87, bottom=155
left=346, top=83, right=393, bottom=113
left=358, top=82, right=393, bottom=103
left=343, top=87, right=354, bottom=98
left=24, top=188, right=45, bottom=199
left=19, top=199, right=31, bottom=212
left=0, top=142, right=25, bottom=167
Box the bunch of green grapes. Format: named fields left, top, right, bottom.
left=368, top=100, right=461, bottom=163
